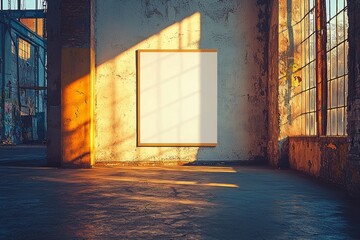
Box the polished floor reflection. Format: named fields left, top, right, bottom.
left=0, top=155, right=359, bottom=239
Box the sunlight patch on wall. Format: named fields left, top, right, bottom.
left=95, top=12, right=202, bottom=162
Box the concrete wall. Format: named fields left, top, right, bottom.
left=289, top=137, right=347, bottom=188
left=94, top=0, right=269, bottom=164
left=267, top=0, right=279, bottom=166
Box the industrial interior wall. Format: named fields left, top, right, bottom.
left=2, top=29, right=21, bottom=144
left=94, top=0, right=269, bottom=163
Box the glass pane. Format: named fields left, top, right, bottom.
left=301, top=67, right=306, bottom=91
left=338, top=0, right=344, bottom=12
left=310, top=0, right=315, bottom=10
left=327, top=52, right=331, bottom=81
left=327, top=80, right=331, bottom=108
left=327, top=109, right=331, bottom=135
left=310, top=61, right=315, bottom=87
left=302, top=88, right=306, bottom=112
left=330, top=17, right=337, bottom=49
left=337, top=12, right=344, bottom=43
left=326, top=0, right=331, bottom=21
left=304, top=65, right=309, bottom=89
left=305, top=90, right=309, bottom=112
left=327, top=23, right=331, bottom=51
left=310, top=88, right=316, bottom=112
left=330, top=0, right=337, bottom=18
left=331, top=79, right=338, bottom=108
left=302, top=114, right=306, bottom=135
left=345, top=75, right=348, bottom=105
left=345, top=9, right=349, bottom=40
left=306, top=113, right=310, bottom=135
left=331, top=49, right=337, bottom=79
left=344, top=108, right=347, bottom=134
left=304, top=16, right=308, bottom=39
left=337, top=108, right=344, bottom=135
left=331, top=109, right=337, bottom=135
left=338, top=77, right=345, bottom=106
left=338, top=42, right=345, bottom=76
left=310, top=10, right=315, bottom=34
left=303, top=40, right=309, bottom=65
left=310, top=112, right=315, bottom=135
left=311, top=35, right=316, bottom=61
left=344, top=41, right=348, bottom=73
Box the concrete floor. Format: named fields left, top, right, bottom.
left=0, top=146, right=360, bottom=239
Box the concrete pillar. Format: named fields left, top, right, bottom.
left=47, top=0, right=94, bottom=168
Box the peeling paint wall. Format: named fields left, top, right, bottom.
left=94, top=0, right=269, bottom=163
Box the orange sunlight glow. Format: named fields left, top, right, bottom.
left=95, top=12, right=202, bottom=163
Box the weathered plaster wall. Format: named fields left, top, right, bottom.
left=94, top=0, right=269, bottom=163
left=289, top=137, right=347, bottom=188
left=267, top=0, right=279, bottom=166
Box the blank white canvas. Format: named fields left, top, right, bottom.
left=138, top=50, right=217, bottom=146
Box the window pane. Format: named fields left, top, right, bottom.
left=338, top=43, right=345, bottom=76
left=327, top=52, right=331, bottom=80
left=331, top=79, right=338, bottom=108
left=338, top=77, right=345, bottom=106
left=330, top=17, right=337, bottom=48
left=337, top=12, right=344, bottom=43
left=330, top=0, right=337, bottom=18
left=331, top=109, right=337, bottom=135
left=327, top=80, right=331, bottom=108
left=344, top=75, right=348, bottom=105
left=337, top=0, right=344, bottom=12
left=327, top=23, right=331, bottom=50
left=306, top=113, right=310, bottom=135
left=305, top=90, right=309, bottom=112
left=304, top=65, right=309, bottom=89
left=331, top=49, right=337, bottom=79
left=326, top=0, right=331, bottom=21
left=302, top=114, right=306, bottom=135
left=327, top=109, right=331, bottom=135
left=344, top=41, right=348, bottom=73
left=310, top=61, right=315, bottom=87
left=337, top=108, right=344, bottom=135
left=310, top=88, right=316, bottom=112
left=310, top=112, right=315, bottom=135
left=310, top=0, right=315, bottom=10
left=310, top=10, right=315, bottom=34
left=345, top=8, right=348, bottom=40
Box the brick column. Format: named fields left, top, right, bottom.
left=347, top=0, right=360, bottom=162
left=47, top=0, right=95, bottom=168
left=346, top=0, right=360, bottom=197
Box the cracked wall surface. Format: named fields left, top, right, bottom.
left=94, top=0, right=269, bottom=164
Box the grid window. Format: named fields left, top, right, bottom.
left=18, top=38, right=31, bottom=60
left=299, top=0, right=317, bottom=135
left=326, top=0, right=348, bottom=136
